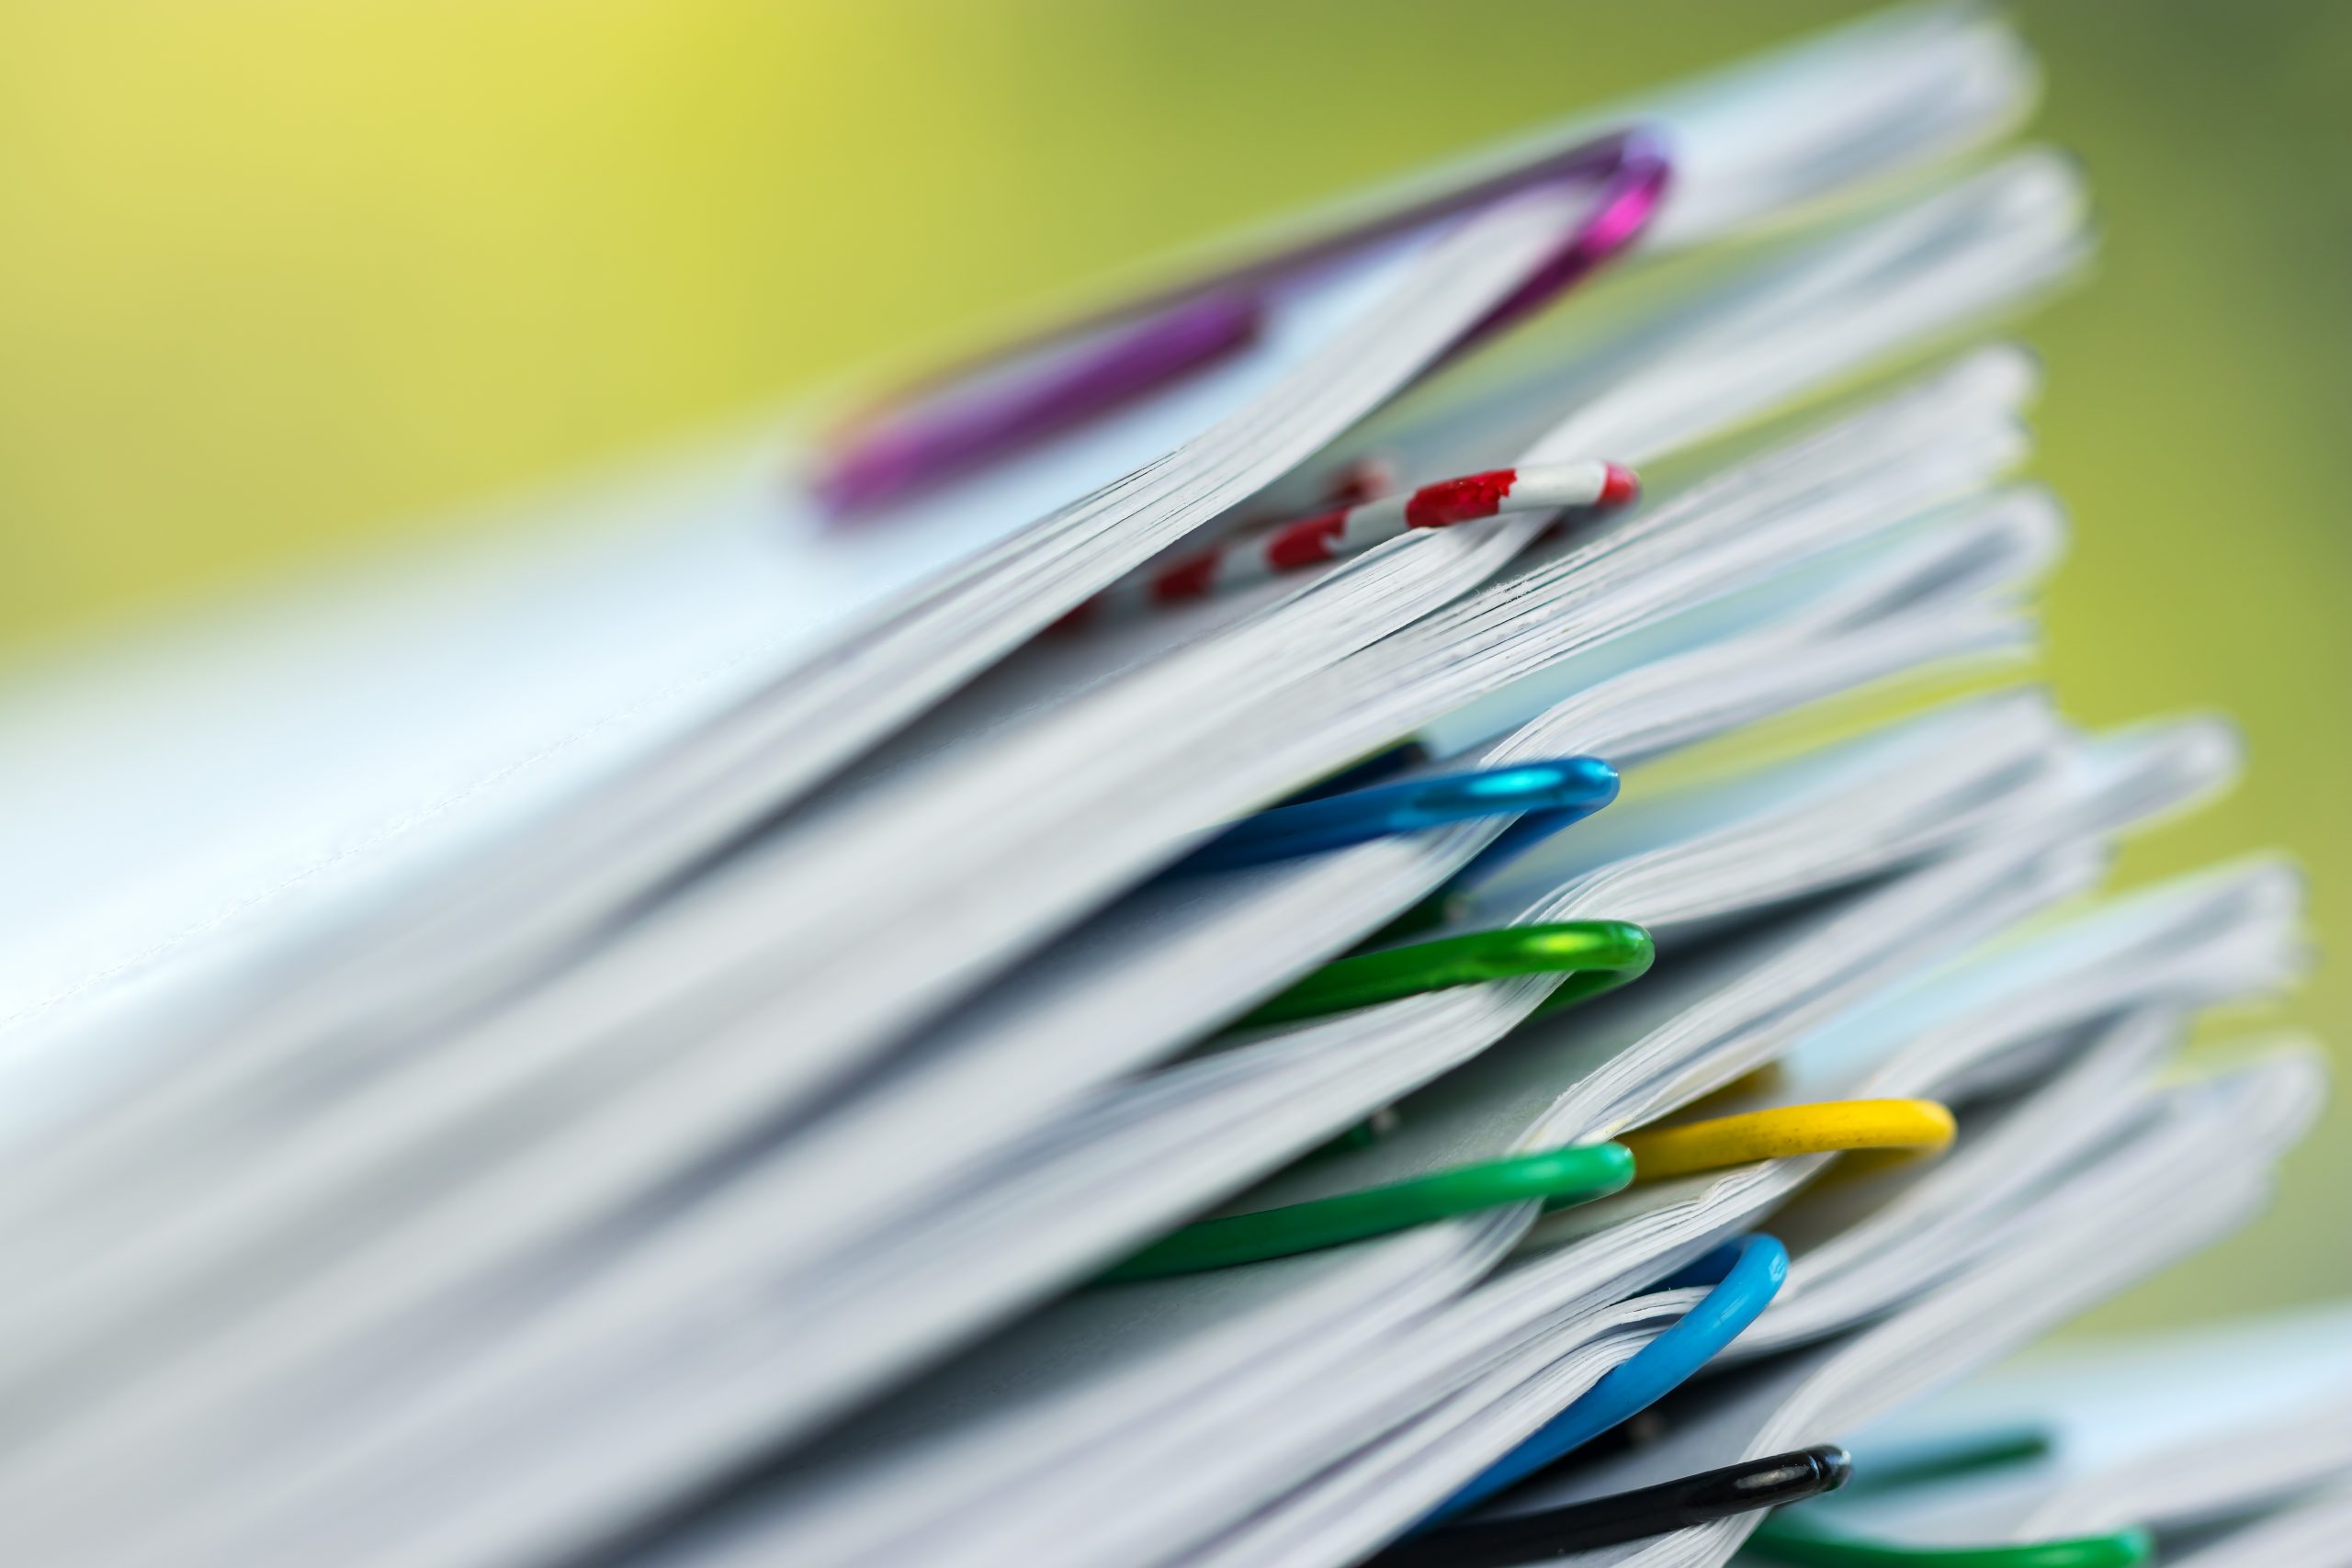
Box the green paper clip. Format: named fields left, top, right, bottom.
left=1745, top=1517, right=2153, bottom=1568
left=1099, top=1141, right=1634, bottom=1282
left=1234, top=919, right=1654, bottom=1029
left=1742, top=1423, right=2139, bottom=1568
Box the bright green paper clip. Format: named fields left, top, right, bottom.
left=1099, top=1141, right=1634, bottom=1282
left=1233, top=919, right=1654, bottom=1029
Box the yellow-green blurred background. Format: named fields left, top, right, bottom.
left=3, top=2, right=2346, bottom=1325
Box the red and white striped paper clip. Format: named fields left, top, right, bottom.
left=1058, top=458, right=1637, bottom=626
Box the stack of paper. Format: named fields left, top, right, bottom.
left=0, top=8, right=2333, bottom=1568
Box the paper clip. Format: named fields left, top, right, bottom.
left=815, top=128, right=1669, bottom=514
left=816, top=293, right=1264, bottom=514
left=1427, top=1234, right=1791, bottom=1522
left=1231, top=919, right=1653, bottom=1030
left=1744, top=1517, right=2153, bottom=1568
left=1379, top=1445, right=1851, bottom=1568
left=1097, top=1142, right=1634, bottom=1283
left=1171, top=757, right=1619, bottom=874
left=1744, top=1424, right=2148, bottom=1567
left=1062, top=459, right=1638, bottom=623
left=1620, top=1100, right=1957, bottom=1184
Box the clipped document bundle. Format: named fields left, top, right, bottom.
left=0, top=8, right=2335, bottom=1568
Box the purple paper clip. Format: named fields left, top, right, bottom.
left=814, top=127, right=1672, bottom=517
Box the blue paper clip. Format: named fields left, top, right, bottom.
left=1425, top=1234, right=1790, bottom=1524
left=1173, top=757, right=1619, bottom=874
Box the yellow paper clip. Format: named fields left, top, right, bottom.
left=1621, top=1099, right=1956, bottom=1184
